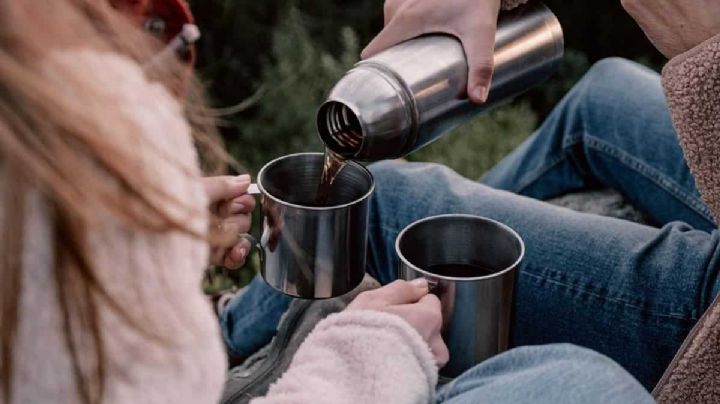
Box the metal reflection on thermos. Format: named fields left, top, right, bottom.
left=317, top=2, right=564, bottom=161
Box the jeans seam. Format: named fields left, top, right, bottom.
left=522, top=269, right=699, bottom=321
left=584, top=135, right=714, bottom=223
left=513, top=133, right=585, bottom=195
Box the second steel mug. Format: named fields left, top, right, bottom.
left=397, top=214, right=525, bottom=378
left=247, top=153, right=374, bottom=299
left=317, top=2, right=564, bottom=161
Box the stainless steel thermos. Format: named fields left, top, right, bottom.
left=317, top=2, right=564, bottom=161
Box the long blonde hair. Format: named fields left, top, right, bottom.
left=0, top=1, right=227, bottom=402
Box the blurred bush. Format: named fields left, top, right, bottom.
left=226, top=8, right=359, bottom=171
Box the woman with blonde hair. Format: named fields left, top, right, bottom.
left=0, top=0, right=234, bottom=402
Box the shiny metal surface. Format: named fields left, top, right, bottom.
left=255, top=153, right=374, bottom=299
left=318, top=2, right=564, bottom=160
left=396, top=215, right=525, bottom=378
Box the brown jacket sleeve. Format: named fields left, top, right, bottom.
left=653, top=32, right=720, bottom=403
left=662, top=33, right=720, bottom=222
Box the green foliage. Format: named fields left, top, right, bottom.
left=409, top=102, right=537, bottom=180
left=223, top=8, right=359, bottom=172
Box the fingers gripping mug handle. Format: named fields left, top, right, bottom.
left=239, top=233, right=264, bottom=269
left=234, top=184, right=263, bottom=268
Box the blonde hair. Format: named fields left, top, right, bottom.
left=0, top=1, right=227, bottom=402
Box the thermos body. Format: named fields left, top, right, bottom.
left=318, top=2, right=564, bottom=161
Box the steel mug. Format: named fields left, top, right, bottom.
left=246, top=153, right=374, bottom=299
left=396, top=214, right=525, bottom=378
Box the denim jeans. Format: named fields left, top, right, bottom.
left=435, top=344, right=653, bottom=404
left=221, top=58, right=720, bottom=392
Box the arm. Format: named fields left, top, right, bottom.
left=250, top=311, right=438, bottom=404
left=661, top=33, right=720, bottom=221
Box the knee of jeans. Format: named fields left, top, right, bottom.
left=368, top=160, right=417, bottom=196
left=368, top=160, right=415, bottom=207
left=440, top=344, right=651, bottom=402
left=558, top=57, right=659, bottom=145
left=368, top=160, right=404, bottom=182
left=584, top=57, right=646, bottom=84
left=537, top=344, right=644, bottom=389
left=576, top=57, right=657, bottom=105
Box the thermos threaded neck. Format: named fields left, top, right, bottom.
left=317, top=101, right=364, bottom=158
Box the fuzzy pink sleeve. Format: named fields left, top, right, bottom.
left=251, top=310, right=438, bottom=404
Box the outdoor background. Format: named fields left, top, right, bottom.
left=190, top=0, right=664, bottom=291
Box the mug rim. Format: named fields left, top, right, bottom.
left=256, top=152, right=375, bottom=211
left=395, top=214, right=526, bottom=281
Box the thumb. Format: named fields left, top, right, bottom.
left=203, top=175, right=251, bottom=205
left=461, top=23, right=498, bottom=104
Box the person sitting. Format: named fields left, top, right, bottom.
left=0, top=0, right=654, bottom=403
left=224, top=0, right=720, bottom=396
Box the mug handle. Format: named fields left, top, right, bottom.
left=247, top=183, right=261, bottom=195
left=426, top=278, right=440, bottom=293
left=238, top=233, right=265, bottom=271
left=233, top=183, right=263, bottom=269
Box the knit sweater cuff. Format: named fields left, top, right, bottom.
left=661, top=32, right=720, bottom=223
left=501, top=0, right=529, bottom=10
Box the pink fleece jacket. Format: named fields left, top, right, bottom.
left=251, top=310, right=438, bottom=404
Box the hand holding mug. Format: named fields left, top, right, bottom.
left=348, top=279, right=449, bottom=367
left=203, top=175, right=256, bottom=269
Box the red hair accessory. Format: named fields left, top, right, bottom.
left=110, top=0, right=196, bottom=64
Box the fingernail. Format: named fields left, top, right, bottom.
left=233, top=201, right=246, bottom=211
left=239, top=248, right=247, bottom=257
left=473, top=86, right=489, bottom=103
left=410, top=278, right=428, bottom=289
left=235, top=174, right=250, bottom=183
